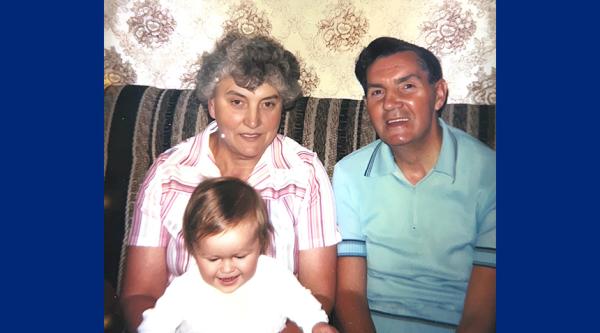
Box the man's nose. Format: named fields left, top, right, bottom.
left=383, top=89, right=404, bottom=111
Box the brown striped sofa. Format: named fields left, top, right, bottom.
left=104, top=84, right=496, bottom=295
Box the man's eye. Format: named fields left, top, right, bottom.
left=230, top=99, right=243, bottom=106
left=369, top=89, right=383, bottom=96
left=403, top=83, right=415, bottom=89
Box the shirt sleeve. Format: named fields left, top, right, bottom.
left=137, top=274, right=187, bottom=333
left=474, top=179, right=496, bottom=268
left=333, top=163, right=367, bottom=257
left=127, top=151, right=173, bottom=247
left=295, top=154, right=341, bottom=250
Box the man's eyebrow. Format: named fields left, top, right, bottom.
left=367, top=74, right=421, bottom=90
left=393, top=74, right=420, bottom=84
left=366, top=82, right=384, bottom=89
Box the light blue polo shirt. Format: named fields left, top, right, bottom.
left=333, top=119, right=495, bottom=330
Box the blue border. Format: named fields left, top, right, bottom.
left=499, top=2, right=599, bottom=331
left=1, top=2, right=103, bottom=331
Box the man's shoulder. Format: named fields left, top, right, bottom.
left=448, top=126, right=495, bottom=161
left=335, top=140, right=382, bottom=171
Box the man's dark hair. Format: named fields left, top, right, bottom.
left=354, top=37, right=443, bottom=95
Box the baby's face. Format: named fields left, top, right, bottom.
left=192, top=221, right=261, bottom=293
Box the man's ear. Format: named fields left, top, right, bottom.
left=434, top=79, right=448, bottom=111
left=208, top=98, right=216, bottom=119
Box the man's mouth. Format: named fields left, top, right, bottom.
left=386, top=117, right=409, bottom=125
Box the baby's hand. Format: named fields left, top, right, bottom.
left=312, top=322, right=339, bottom=333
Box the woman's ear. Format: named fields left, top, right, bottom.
left=434, top=79, right=448, bottom=111
left=208, top=98, right=216, bottom=119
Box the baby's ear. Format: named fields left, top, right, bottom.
left=263, top=238, right=273, bottom=256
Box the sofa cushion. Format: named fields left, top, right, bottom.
left=104, top=85, right=495, bottom=290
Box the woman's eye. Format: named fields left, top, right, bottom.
left=230, top=99, right=244, bottom=107
left=235, top=255, right=247, bottom=259
left=262, top=101, right=277, bottom=109
left=207, top=258, right=219, bottom=262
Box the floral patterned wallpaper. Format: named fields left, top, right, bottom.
left=104, top=0, right=495, bottom=104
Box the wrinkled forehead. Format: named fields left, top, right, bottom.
left=217, top=64, right=287, bottom=92
left=367, top=51, right=429, bottom=80
left=215, top=75, right=281, bottom=99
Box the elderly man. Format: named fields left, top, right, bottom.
left=333, top=37, right=496, bottom=333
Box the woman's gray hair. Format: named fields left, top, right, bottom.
left=195, top=32, right=302, bottom=110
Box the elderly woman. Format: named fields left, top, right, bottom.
left=120, top=32, right=340, bottom=333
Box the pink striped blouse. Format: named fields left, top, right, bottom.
left=127, top=121, right=340, bottom=282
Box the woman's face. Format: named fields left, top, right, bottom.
left=208, top=76, right=282, bottom=163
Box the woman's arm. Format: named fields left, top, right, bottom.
left=120, top=246, right=169, bottom=333
left=334, top=256, right=375, bottom=333
left=280, top=245, right=337, bottom=333
left=298, top=245, right=337, bottom=313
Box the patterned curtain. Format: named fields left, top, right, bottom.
left=104, top=0, right=495, bottom=104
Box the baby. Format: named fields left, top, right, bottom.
left=138, top=177, right=338, bottom=333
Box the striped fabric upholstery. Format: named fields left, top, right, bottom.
left=104, top=85, right=496, bottom=291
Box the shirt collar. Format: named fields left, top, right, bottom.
left=365, top=118, right=457, bottom=181
left=435, top=118, right=457, bottom=180
left=194, top=120, right=221, bottom=177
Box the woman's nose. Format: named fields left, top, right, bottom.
left=244, top=107, right=260, bottom=128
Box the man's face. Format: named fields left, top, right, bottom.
left=192, top=221, right=261, bottom=293
left=365, top=51, right=447, bottom=149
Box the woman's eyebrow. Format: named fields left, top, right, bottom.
left=224, top=90, right=247, bottom=98
left=261, top=94, right=280, bottom=101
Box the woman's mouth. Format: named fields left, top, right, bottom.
left=240, top=133, right=261, bottom=141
